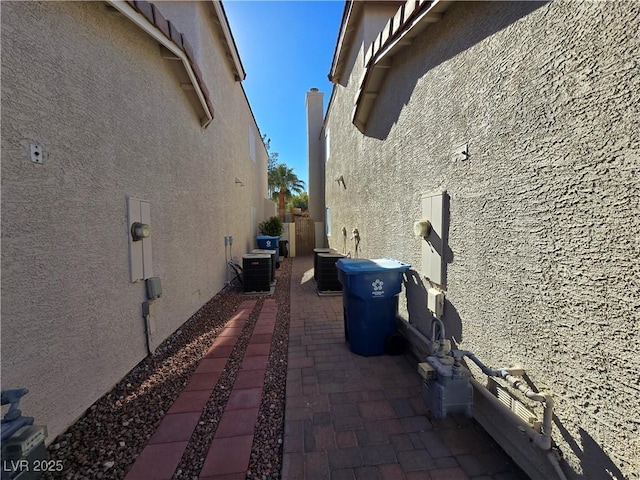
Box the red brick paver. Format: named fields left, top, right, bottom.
left=282, top=256, right=527, bottom=480
left=124, top=300, right=257, bottom=480
left=198, top=298, right=278, bottom=478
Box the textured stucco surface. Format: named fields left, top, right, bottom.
left=323, top=1, right=640, bottom=477
left=1, top=1, right=270, bottom=440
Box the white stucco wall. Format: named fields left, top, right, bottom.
left=324, top=1, right=640, bottom=477
left=1, top=1, right=269, bottom=440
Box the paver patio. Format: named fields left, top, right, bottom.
left=124, top=256, right=527, bottom=479
left=282, top=256, right=527, bottom=480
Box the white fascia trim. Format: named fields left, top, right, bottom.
left=106, top=0, right=213, bottom=128
left=211, top=1, right=246, bottom=81
left=352, top=0, right=450, bottom=132
left=329, top=1, right=356, bottom=83
left=375, top=0, right=446, bottom=62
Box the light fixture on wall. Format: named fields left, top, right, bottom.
left=131, top=222, right=150, bottom=241
left=235, top=177, right=244, bottom=187
left=414, top=220, right=432, bottom=240
left=336, top=175, right=346, bottom=189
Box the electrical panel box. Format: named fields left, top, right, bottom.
left=421, top=192, right=445, bottom=287
left=146, top=276, right=162, bottom=300
left=427, top=287, right=444, bottom=318
left=127, top=197, right=153, bottom=282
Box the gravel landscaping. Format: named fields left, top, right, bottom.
left=44, top=258, right=292, bottom=480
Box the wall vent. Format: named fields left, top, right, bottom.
left=487, top=377, right=541, bottom=431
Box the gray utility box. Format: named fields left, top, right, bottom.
left=421, top=355, right=473, bottom=419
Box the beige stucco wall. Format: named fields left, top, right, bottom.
left=324, top=1, right=639, bottom=477
left=1, top=1, right=270, bottom=440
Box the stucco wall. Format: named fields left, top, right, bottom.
left=324, top=1, right=640, bottom=477
left=1, top=1, right=269, bottom=440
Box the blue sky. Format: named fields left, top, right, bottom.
left=223, top=0, right=345, bottom=188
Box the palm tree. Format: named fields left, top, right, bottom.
left=269, top=164, right=305, bottom=221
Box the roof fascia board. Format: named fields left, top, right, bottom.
left=106, top=0, right=213, bottom=128
left=353, top=0, right=451, bottom=133
left=375, top=4, right=445, bottom=61
left=328, top=1, right=358, bottom=84
left=210, top=1, right=246, bottom=81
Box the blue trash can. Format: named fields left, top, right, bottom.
left=256, top=236, right=280, bottom=267
left=336, top=258, right=411, bottom=356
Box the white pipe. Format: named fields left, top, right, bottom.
left=547, top=450, right=569, bottom=480
left=460, top=351, right=554, bottom=450
left=471, top=377, right=547, bottom=449
left=431, top=317, right=446, bottom=342
left=470, top=378, right=567, bottom=480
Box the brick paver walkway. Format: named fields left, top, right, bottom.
left=125, top=300, right=261, bottom=480
left=123, top=256, right=526, bottom=479
left=199, top=298, right=277, bottom=480
left=282, top=256, right=527, bottom=480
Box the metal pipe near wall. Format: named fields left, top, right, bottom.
left=142, top=301, right=153, bottom=355
left=470, top=377, right=567, bottom=480
left=431, top=317, right=446, bottom=342
left=404, top=321, right=565, bottom=479
left=457, top=351, right=554, bottom=451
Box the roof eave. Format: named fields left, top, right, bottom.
left=107, top=0, right=214, bottom=128
left=328, top=1, right=361, bottom=85
left=353, top=0, right=452, bottom=133
left=210, top=0, right=247, bottom=81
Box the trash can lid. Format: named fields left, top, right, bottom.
left=336, top=258, right=410, bottom=273
left=257, top=235, right=279, bottom=239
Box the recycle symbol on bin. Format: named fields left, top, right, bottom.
left=266, top=241, right=271, bottom=247
left=372, top=279, right=384, bottom=291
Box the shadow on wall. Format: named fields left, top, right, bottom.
left=440, top=192, right=453, bottom=288
left=403, top=270, right=463, bottom=344
left=402, top=277, right=626, bottom=478
left=365, top=1, right=549, bottom=140
left=554, top=419, right=626, bottom=480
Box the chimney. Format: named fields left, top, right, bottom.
left=306, top=88, right=325, bottom=232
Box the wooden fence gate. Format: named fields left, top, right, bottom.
left=295, top=217, right=315, bottom=256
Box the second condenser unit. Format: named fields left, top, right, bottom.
left=316, top=252, right=346, bottom=293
